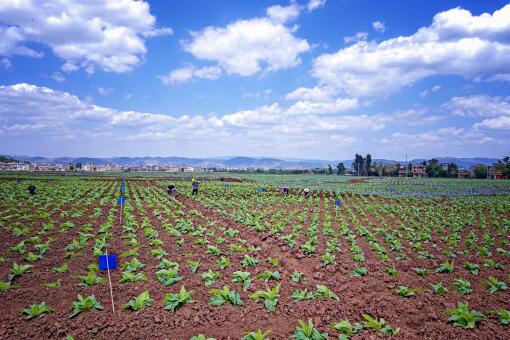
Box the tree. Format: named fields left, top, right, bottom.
left=68, top=163, right=74, bottom=171
left=496, top=156, right=510, bottom=178
left=447, top=163, right=458, bottom=178
left=327, top=164, right=333, bottom=175
left=336, top=162, right=346, bottom=175
left=473, top=164, right=487, bottom=179
left=75, top=162, right=82, bottom=170
left=353, top=154, right=365, bottom=176
left=426, top=158, right=444, bottom=177
left=365, top=154, right=372, bottom=176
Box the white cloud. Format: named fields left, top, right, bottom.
left=0, top=0, right=171, bottom=73
left=266, top=4, right=300, bottom=23
left=420, top=84, right=441, bottom=97
left=474, top=116, right=510, bottom=130
left=1, top=57, right=12, bottom=70
left=313, top=4, right=510, bottom=97
left=372, top=21, right=386, bottom=33
left=307, top=0, right=327, bottom=12
left=183, top=6, right=310, bottom=76
left=381, top=127, right=495, bottom=147
left=343, top=32, right=368, bottom=44
left=97, top=87, right=112, bottom=96
left=329, top=134, right=359, bottom=143
left=443, top=95, right=510, bottom=117
left=287, top=97, right=359, bottom=114
left=242, top=89, right=273, bottom=99
left=285, top=86, right=337, bottom=102
left=159, top=65, right=222, bottom=85
left=51, top=72, right=65, bottom=82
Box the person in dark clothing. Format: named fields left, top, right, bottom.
left=303, top=187, right=311, bottom=198
left=191, top=179, right=199, bottom=196
left=28, top=185, right=36, bottom=195
left=167, top=183, right=177, bottom=196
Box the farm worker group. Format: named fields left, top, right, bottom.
left=166, top=178, right=201, bottom=196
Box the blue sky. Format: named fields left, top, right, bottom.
left=1, top=0, right=509, bottom=160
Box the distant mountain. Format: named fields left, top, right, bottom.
left=3, top=155, right=502, bottom=170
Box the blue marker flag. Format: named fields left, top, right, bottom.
left=117, top=197, right=125, bottom=205
left=390, top=187, right=395, bottom=193
left=98, top=254, right=117, bottom=270
left=335, top=199, right=341, bottom=206
left=120, top=187, right=125, bottom=193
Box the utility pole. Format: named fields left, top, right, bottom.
left=405, top=154, right=408, bottom=178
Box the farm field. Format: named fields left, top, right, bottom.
left=0, top=174, right=509, bottom=339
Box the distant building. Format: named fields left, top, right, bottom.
left=457, top=169, right=471, bottom=178
left=412, top=164, right=426, bottom=178
left=487, top=164, right=503, bottom=179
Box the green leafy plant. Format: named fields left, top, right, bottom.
left=190, top=335, right=216, bottom=340
left=250, top=284, right=280, bottom=312
left=257, top=270, right=280, bottom=282
left=122, top=258, right=145, bottom=272
left=8, top=262, right=33, bottom=282
left=463, top=262, right=480, bottom=275
left=446, top=302, right=485, bottom=328
left=124, top=290, right=153, bottom=311
left=482, top=276, right=508, bottom=293
left=362, top=313, right=400, bottom=335
left=384, top=267, right=398, bottom=277
left=209, top=286, right=243, bottom=306
left=489, top=309, right=510, bottom=325
left=0, top=281, right=20, bottom=291
left=330, top=320, right=363, bottom=340
left=151, top=248, right=168, bottom=259
left=232, top=271, right=252, bottom=291
left=187, top=260, right=200, bottom=274
left=314, top=284, right=339, bottom=300
left=241, top=254, right=260, bottom=267
left=120, top=271, right=148, bottom=283
left=350, top=267, right=367, bottom=277
left=414, top=267, right=428, bottom=276
left=202, top=269, right=221, bottom=286
left=395, top=285, right=418, bottom=297
left=156, top=267, right=183, bottom=286
left=436, top=260, right=455, bottom=273
left=431, top=282, right=448, bottom=295
left=292, top=289, right=315, bottom=301
left=293, top=319, right=328, bottom=340
left=25, top=251, right=43, bottom=262
left=321, top=252, right=336, bottom=267
left=20, top=302, right=54, bottom=320
left=216, top=256, right=231, bottom=270
left=69, top=295, right=104, bottom=318
left=77, top=271, right=106, bottom=287
left=242, top=329, right=271, bottom=340
left=291, top=270, right=304, bottom=283
left=163, top=286, right=194, bottom=312
left=10, top=240, right=27, bottom=254
left=43, top=279, right=62, bottom=288
left=51, top=263, right=69, bottom=273
left=454, top=279, right=472, bottom=295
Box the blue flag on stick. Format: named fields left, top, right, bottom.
left=117, top=197, right=125, bottom=205
left=98, top=254, right=117, bottom=270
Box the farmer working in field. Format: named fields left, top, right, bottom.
left=191, top=178, right=200, bottom=196
left=167, top=183, right=177, bottom=196
left=303, top=188, right=311, bottom=198
left=28, top=184, right=36, bottom=195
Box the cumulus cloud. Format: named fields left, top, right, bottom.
left=159, top=65, right=222, bottom=85
left=474, top=116, right=510, bottom=130
left=312, top=4, right=510, bottom=97
left=381, top=127, right=495, bottom=147
left=420, top=84, right=441, bottom=97
left=307, top=0, right=327, bottom=12
left=0, top=0, right=171, bottom=73
left=183, top=5, right=310, bottom=76
left=343, top=32, right=368, bottom=44
left=372, top=21, right=386, bottom=33
left=443, top=94, right=510, bottom=117
left=51, top=72, right=65, bottom=82
left=1, top=57, right=12, bottom=70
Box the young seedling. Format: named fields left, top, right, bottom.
left=241, top=254, right=260, bottom=268
left=43, top=279, right=62, bottom=288
left=10, top=240, right=27, bottom=254
left=321, top=253, right=336, bottom=267
left=257, top=270, right=280, bottom=282
left=436, top=260, right=455, bottom=273
left=414, top=267, right=428, bottom=276
left=0, top=281, right=20, bottom=291
left=151, top=248, right=168, bottom=259
left=124, top=291, right=153, bottom=311
left=454, top=279, right=472, bottom=295
left=350, top=267, right=368, bottom=277
left=156, top=267, right=183, bottom=286
left=292, top=289, right=315, bottom=301
left=216, top=256, right=231, bottom=270
left=25, top=251, right=43, bottom=262
left=291, top=270, right=304, bottom=283
left=51, top=263, right=68, bottom=273
left=314, top=284, right=339, bottom=300
left=250, top=284, right=280, bottom=312
left=206, top=245, right=222, bottom=256
left=157, top=259, right=179, bottom=269
left=431, top=282, right=448, bottom=295
left=198, top=266, right=221, bottom=284
left=362, top=313, right=400, bottom=335
left=330, top=320, right=363, bottom=340
left=232, top=271, right=252, bottom=291
left=69, top=295, right=104, bottom=318
left=122, top=257, right=146, bottom=272
left=463, top=262, right=480, bottom=275
left=384, top=267, right=398, bottom=277
left=266, top=257, right=279, bottom=267
left=120, top=271, right=148, bottom=283
left=163, top=286, right=194, bottom=312
left=395, top=285, right=418, bottom=297
left=482, top=276, right=508, bottom=293
left=8, top=262, right=33, bottom=282
left=489, top=309, right=510, bottom=325
left=294, top=319, right=328, bottom=340
left=209, top=286, right=243, bottom=306
left=20, top=302, right=54, bottom=320
left=190, top=335, right=216, bottom=340
left=242, top=329, right=271, bottom=340
left=77, top=271, right=106, bottom=287
left=187, top=260, right=200, bottom=274
left=446, top=302, right=485, bottom=328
